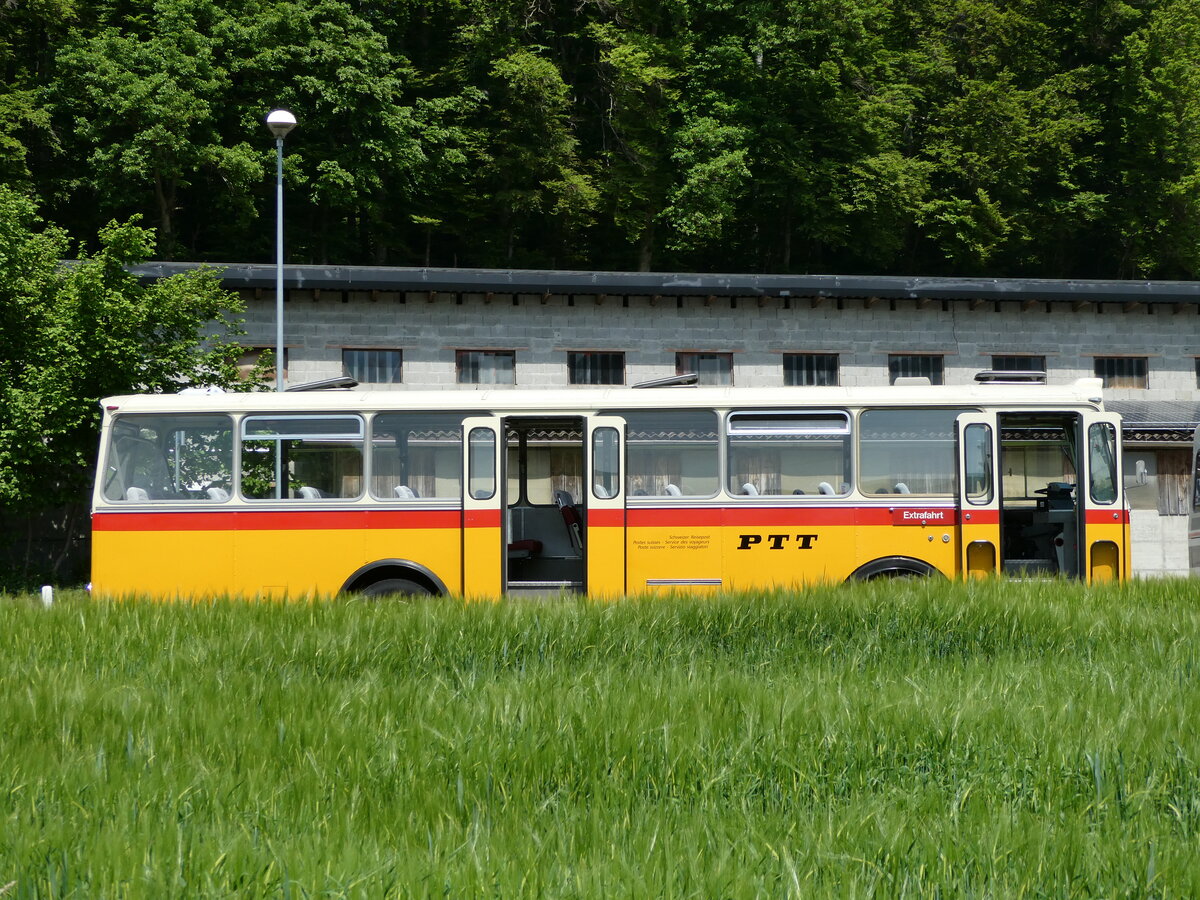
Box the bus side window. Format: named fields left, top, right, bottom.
left=242, top=415, right=364, bottom=500
left=607, top=409, right=718, bottom=498
left=859, top=408, right=962, bottom=496
left=103, top=414, right=233, bottom=502
left=726, top=411, right=851, bottom=497
left=370, top=413, right=464, bottom=501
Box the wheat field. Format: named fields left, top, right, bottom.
left=1, top=580, right=1197, bottom=897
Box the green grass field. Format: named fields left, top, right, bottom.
left=1, top=580, right=1198, bottom=897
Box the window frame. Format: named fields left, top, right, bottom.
left=568, top=351, right=625, bottom=385
left=782, top=353, right=840, bottom=387
left=676, top=351, right=734, bottom=386
left=343, top=348, right=403, bottom=384
left=887, top=354, right=945, bottom=385
left=1093, top=356, right=1148, bottom=389
left=456, top=349, right=516, bottom=385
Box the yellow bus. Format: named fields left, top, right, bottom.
left=91, top=372, right=1129, bottom=598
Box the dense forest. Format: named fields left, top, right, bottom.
left=3, top=0, right=1200, bottom=277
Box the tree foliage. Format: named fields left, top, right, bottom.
left=0, top=186, right=257, bottom=511
left=5, top=0, right=1200, bottom=276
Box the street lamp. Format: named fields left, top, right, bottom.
left=266, top=109, right=296, bottom=391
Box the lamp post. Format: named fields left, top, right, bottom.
left=265, top=109, right=296, bottom=391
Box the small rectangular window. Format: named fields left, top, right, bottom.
left=676, top=352, right=733, bottom=386
left=241, top=415, right=364, bottom=500
left=727, top=411, right=851, bottom=497
left=1094, top=357, right=1147, bottom=389
left=889, top=355, right=944, bottom=385
left=783, top=354, right=839, bottom=386
left=344, top=349, right=402, bottom=384
left=457, top=350, right=515, bottom=385
left=992, top=355, right=1046, bottom=373
left=569, top=352, right=625, bottom=385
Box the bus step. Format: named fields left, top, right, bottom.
left=506, top=580, right=582, bottom=598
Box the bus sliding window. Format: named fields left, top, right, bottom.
left=103, top=414, right=233, bottom=502
left=727, top=411, right=851, bottom=497
left=241, top=415, right=364, bottom=500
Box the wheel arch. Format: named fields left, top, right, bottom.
left=340, top=559, right=449, bottom=596
left=847, top=556, right=943, bottom=581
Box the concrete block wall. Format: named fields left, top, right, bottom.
left=240, top=290, right=1200, bottom=395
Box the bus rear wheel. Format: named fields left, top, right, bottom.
left=849, top=557, right=941, bottom=581
left=360, top=578, right=432, bottom=600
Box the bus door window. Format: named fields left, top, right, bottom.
left=241, top=415, right=364, bottom=500
left=1088, top=422, right=1118, bottom=504
left=370, top=413, right=464, bottom=500
left=726, top=411, right=851, bottom=497
left=103, top=414, right=233, bottom=502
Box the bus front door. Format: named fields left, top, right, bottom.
left=586, top=416, right=626, bottom=597
left=1080, top=411, right=1126, bottom=582
left=462, top=416, right=504, bottom=598
left=956, top=413, right=1000, bottom=577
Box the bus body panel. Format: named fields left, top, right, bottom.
left=92, top=508, right=462, bottom=598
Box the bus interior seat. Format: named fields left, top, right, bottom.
left=664, top=483, right=682, bottom=496
left=206, top=487, right=230, bottom=501
left=818, top=481, right=835, bottom=495
left=594, top=483, right=611, bottom=498
left=298, top=486, right=326, bottom=499
left=742, top=483, right=759, bottom=496
left=555, top=490, right=584, bottom=552
left=895, top=482, right=911, bottom=494
left=125, top=486, right=150, bottom=501
left=507, top=538, right=543, bottom=560
left=793, top=488, right=805, bottom=495
left=394, top=485, right=418, bottom=499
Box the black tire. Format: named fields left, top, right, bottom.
left=849, top=556, right=941, bottom=581
left=359, top=577, right=432, bottom=600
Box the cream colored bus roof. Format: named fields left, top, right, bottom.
left=102, top=377, right=1108, bottom=416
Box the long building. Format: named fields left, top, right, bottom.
left=136, top=263, right=1200, bottom=577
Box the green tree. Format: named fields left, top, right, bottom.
left=49, top=0, right=261, bottom=258
left=0, top=186, right=259, bottom=516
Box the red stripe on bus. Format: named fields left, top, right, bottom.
left=92, top=509, right=465, bottom=532
left=625, top=506, right=974, bottom=527
left=1085, top=509, right=1129, bottom=525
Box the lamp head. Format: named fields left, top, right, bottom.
left=265, top=109, right=297, bottom=140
